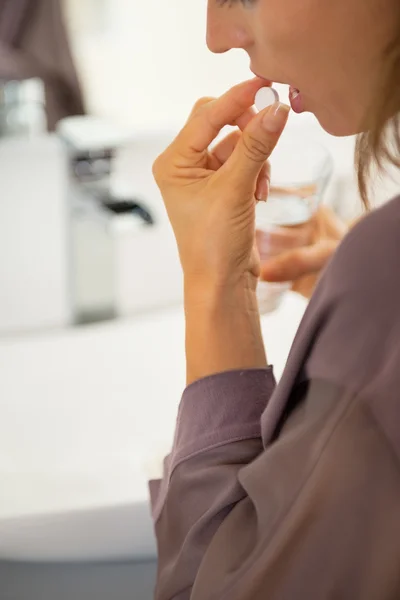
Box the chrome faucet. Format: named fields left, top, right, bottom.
left=57, top=116, right=155, bottom=325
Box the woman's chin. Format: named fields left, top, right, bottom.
left=314, top=111, right=364, bottom=137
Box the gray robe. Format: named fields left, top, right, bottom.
left=150, top=194, right=400, bottom=599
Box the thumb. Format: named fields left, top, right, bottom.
left=222, top=102, right=290, bottom=194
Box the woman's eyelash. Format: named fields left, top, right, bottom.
left=217, top=0, right=254, bottom=7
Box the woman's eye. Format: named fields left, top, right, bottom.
left=218, top=0, right=254, bottom=7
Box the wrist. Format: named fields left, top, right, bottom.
left=184, top=272, right=258, bottom=311
left=184, top=276, right=267, bottom=385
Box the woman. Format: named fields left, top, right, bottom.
left=150, top=0, right=400, bottom=598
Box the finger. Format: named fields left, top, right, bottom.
left=221, top=102, right=290, bottom=197
left=261, top=239, right=338, bottom=282
left=186, top=96, right=216, bottom=122
left=198, top=105, right=257, bottom=133
left=211, top=130, right=271, bottom=199
left=210, top=130, right=270, bottom=198
left=237, top=105, right=271, bottom=201
left=209, top=104, right=258, bottom=166
left=175, top=78, right=270, bottom=155
left=234, top=106, right=258, bottom=131
left=318, top=204, right=348, bottom=239
left=209, top=130, right=242, bottom=170
left=255, top=162, right=271, bottom=201
left=291, top=273, right=318, bottom=300
left=257, top=223, right=313, bottom=253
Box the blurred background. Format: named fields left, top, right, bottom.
left=0, top=0, right=371, bottom=336
left=0, top=1, right=399, bottom=598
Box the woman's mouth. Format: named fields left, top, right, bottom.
left=250, top=69, right=305, bottom=114
left=289, top=86, right=304, bottom=114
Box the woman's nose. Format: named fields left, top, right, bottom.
left=206, top=4, right=252, bottom=54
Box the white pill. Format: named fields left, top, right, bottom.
left=255, top=87, right=280, bottom=112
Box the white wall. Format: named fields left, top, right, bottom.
left=65, top=0, right=289, bottom=132
left=65, top=0, right=400, bottom=219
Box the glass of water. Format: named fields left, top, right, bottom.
left=256, top=135, right=333, bottom=313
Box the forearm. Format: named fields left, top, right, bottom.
left=184, top=275, right=267, bottom=385
left=150, top=368, right=276, bottom=599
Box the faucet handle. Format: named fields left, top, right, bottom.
left=101, top=196, right=155, bottom=226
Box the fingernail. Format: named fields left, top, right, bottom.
left=256, top=176, right=270, bottom=202
left=262, top=102, right=290, bottom=133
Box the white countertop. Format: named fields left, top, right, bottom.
left=0, top=293, right=307, bottom=562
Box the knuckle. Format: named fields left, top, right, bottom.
left=151, top=157, right=161, bottom=180
left=192, top=96, right=215, bottom=114
left=228, top=130, right=242, bottom=145
left=152, top=153, right=167, bottom=183
left=242, top=132, right=273, bottom=163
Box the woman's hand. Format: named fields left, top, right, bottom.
left=260, top=205, right=348, bottom=299
left=152, top=78, right=290, bottom=295
left=152, top=78, right=290, bottom=383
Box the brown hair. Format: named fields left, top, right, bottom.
left=355, top=36, right=400, bottom=207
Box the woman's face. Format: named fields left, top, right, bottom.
left=206, top=0, right=397, bottom=136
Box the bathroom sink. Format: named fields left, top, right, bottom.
left=0, top=306, right=186, bottom=561
left=0, top=295, right=306, bottom=562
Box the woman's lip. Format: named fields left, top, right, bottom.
left=250, top=70, right=305, bottom=112
left=289, top=86, right=304, bottom=114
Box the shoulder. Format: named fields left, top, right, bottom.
left=326, top=195, right=400, bottom=301
left=306, top=197, right=400, bottom=459
left=305, top=195, right=400, bottom=394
